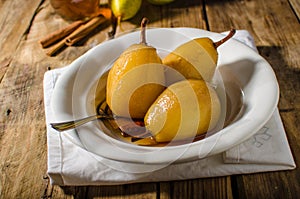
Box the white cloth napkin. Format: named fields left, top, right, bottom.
left=44, top=30, right=296, bottom=186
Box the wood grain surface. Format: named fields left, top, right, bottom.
left=0, top=0, right=299, bottom=198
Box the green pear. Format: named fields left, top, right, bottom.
left=110, top=0, right=142, bottom=21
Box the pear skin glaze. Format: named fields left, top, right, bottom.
left=145, top=79, right=221, bottom=143
left=163, top=29, right=236, bottom=85
left=106, top=18, right=166, bottom=119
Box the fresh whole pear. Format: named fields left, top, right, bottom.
left=144, top=79, right=221, bottom=143
left=163, top=29, right=236, bottom=85
left=110, top=0, right=142, bottom=22
left=106, top=18, right=165, bottom=119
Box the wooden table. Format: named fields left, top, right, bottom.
left=1, top=0, right=299, bottom=198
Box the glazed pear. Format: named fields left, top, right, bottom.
left=106, top=18, right=165, bottom=119
left=163, top=30, right=236, bottom=85
left=144, top=79, right=221, bottom=143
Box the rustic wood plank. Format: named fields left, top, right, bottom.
left=0, top=1, right=51, bottom=198
left=0, top=0, right=44, bottom=81
left=0, top=51, right=49, bottom=198
left=258, top=43, right=300, bottom=199
left=160, top=177, right=233, bottom=199
left=289, top=0, right=300, bottom=19
left=147, top=0, right=206, bottom=29
left=41, top=179, right=83, bottom=199
left=85, top=183, right=157, bottom=198
left=206, top=0, right=300, bottom=68
left=232, top=170, right=300, bottom=199
left=45, top=183, right=158, bottom=199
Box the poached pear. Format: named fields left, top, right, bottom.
left=163, top=29, right=236, bottom=85
left=144, top=79, right=221, bottom=143
left=106, top=18, right=165, bottom=119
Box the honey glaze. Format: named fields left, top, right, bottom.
left=92, top=66, right=244, bottom=147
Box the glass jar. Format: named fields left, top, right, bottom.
left=50, top=0, right=102, bottom=20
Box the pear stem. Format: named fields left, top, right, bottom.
left=140, top=17, right=149, bottom=45
left=213, top=29, right=236, bottom=49
left=117, top=15, right=124, bottom=32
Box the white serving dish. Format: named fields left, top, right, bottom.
left=51, top=28, right=279, bottom=165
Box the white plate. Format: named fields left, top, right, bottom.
left=51, top=28, right=279, bottom=165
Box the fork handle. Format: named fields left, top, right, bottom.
left=50, top=114, right=110, bottom=132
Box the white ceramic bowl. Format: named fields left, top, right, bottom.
left=51, top=28, right=279, bottom=165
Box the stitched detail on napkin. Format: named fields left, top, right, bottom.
left=223, top=109, right=295, bottom=167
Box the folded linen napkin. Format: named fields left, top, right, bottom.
left=44, top=30, right=296, bottom=186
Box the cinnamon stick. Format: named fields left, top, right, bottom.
left=46, top=15, right=108, bottom=56
left=39, top=20, right=85, bottom=48
left=45, top=38, right=67, bottom=56
left=65, top=15, right=107, bottom=46
left=45, top=8, right=112, bottom=56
